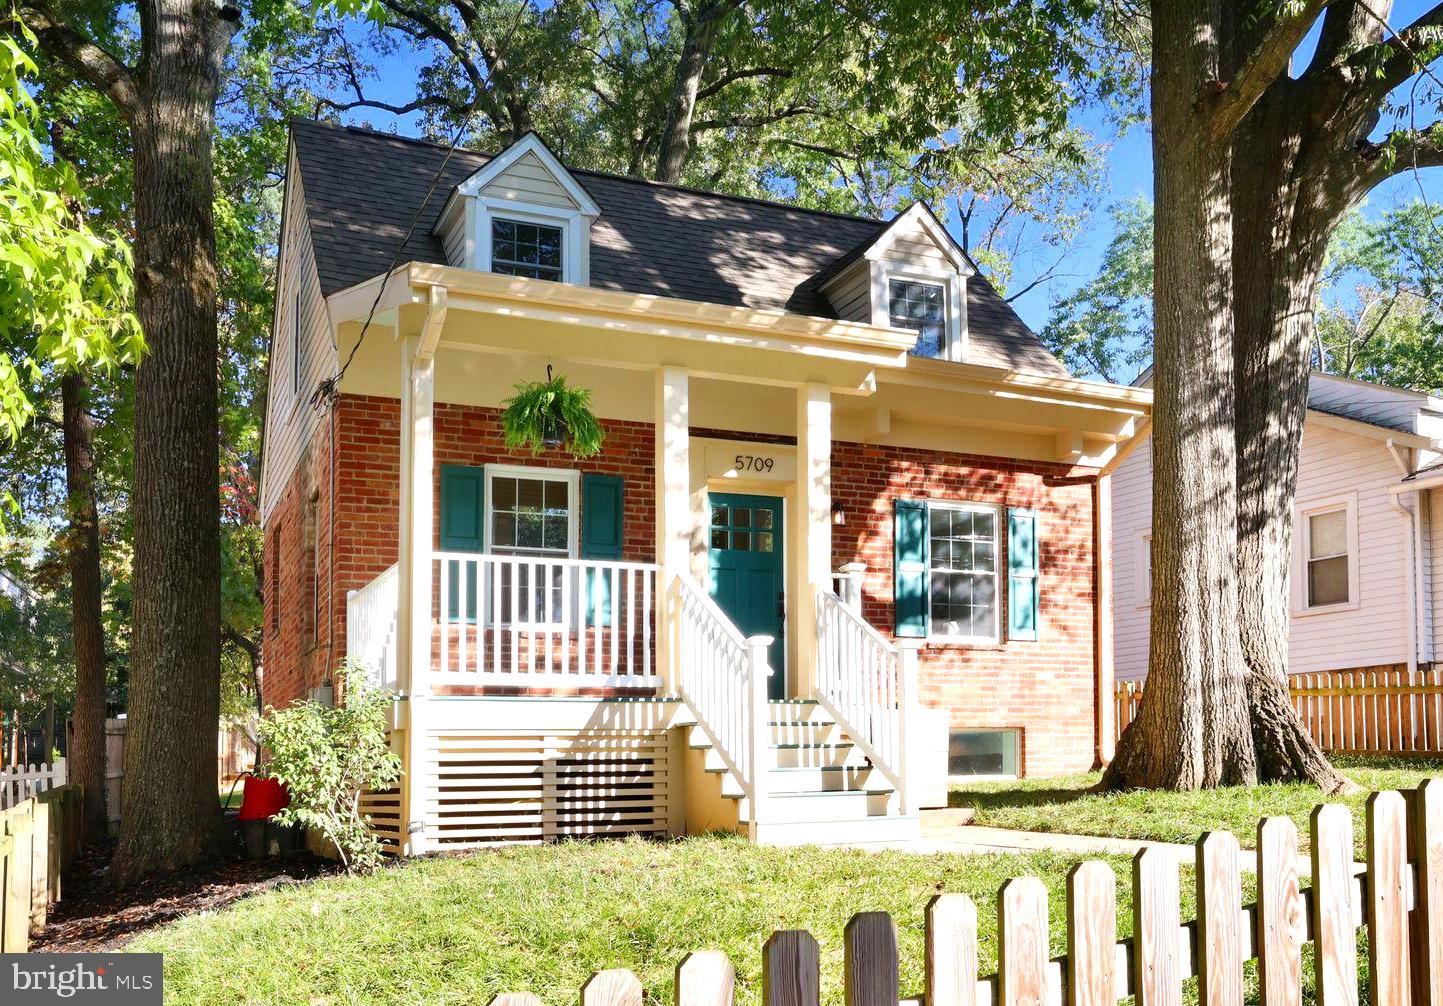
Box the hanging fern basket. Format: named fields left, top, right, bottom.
left=501, top=367, right=605, bottom=458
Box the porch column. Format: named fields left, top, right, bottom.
left=655, top=366, right=697, bottom=691
left=795, top=383, right=832, bottom=696
left=399, top=336, right=435, bottom=854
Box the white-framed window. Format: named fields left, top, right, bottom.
left=484, top=465, right=580, bottom=558
left=948, top=729, right=1018, bottom=779
left=888, top=278, right=947, bottom=358
left=491, top=218, right=563, bottom=281
left=1295, top=493, right=1359, bottom=614
left=1134, top=531, right=1152, bottom=606
left=927, top=501, right=1000, bottom=642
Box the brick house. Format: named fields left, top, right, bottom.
left=261, top=121, right=1149, bottom=852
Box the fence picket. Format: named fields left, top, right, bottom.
left=926, top=894, right=978, bottom=1006
left=582, top=969, right=643, bottom=1006
left=1066, top=861, right=1117, bottom=1006
left=1413, top=781, right=1443, bottom=1006
left=1368, top=792, right=1412, bottom=1006
left=765, top=931, right=821, bottom=1006
left=845, top=912, right=898, bottom=1006
left=676, top=952, right=735, bottom=1006
left=1000, top=878, right=1049, bottom=1006
left=489, top=994, right=543, bottom=1006
left=1312, top=803, right=1359, bottom=1006
left=1256, top=817, right=1304, bottom=1006
left=1197, top=832, right=1244, bottom=1006
left=1133, top=848, right=1183, bottom=1006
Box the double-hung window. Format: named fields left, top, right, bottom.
left=491, top=219, right=563, bottom=281
left=486, top=468, right=577, bottom=625
left=1304, top=506, right=1350, bottom=608
left=888, top=278, right=947, bottom=358
left=927, top=503, right=999, bottom=641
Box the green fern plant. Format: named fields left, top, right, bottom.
left=501, top=367, right=605, bottom=458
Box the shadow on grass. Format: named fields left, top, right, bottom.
left=948, top=785, right=1095, bottom=813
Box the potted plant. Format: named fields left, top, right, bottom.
left=501, top=366, right=605, bottom=458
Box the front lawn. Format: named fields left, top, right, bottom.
left=951, top=755, right=1443, bottom=855
left=134, top=837, right=1143, bottom=1006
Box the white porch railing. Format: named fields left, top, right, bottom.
left=433, top=552, right=659, bottom=687
left=815, top=588, right=920, bottom=814
left=347, top=563, right=400, bottom=690
left=670, top=574, right=772, bottom=827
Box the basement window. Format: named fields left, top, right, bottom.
left=948, top=729, right=1018, bottom=779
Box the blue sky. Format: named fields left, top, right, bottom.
left=332, top=3, right=1443, bottom=335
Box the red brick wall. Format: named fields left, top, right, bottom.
left=831, top=440, right=1101, bottom=777
left=262, top=394, right=656, bottom=707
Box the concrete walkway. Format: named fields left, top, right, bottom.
left=872, top=809, right=1311, bottom=872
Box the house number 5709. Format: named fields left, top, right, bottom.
left=734, top=455, right=775, bottom=473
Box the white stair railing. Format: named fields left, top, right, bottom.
left=815, top=588, right=921, bottom=814
left=670, top=574, right=772, bottom=828
left=347, top=563, right=400, bottom=690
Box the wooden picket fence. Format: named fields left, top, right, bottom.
left=1116, top=666, right=1443, bottom=755
left=486, top=782, right=1443, bottom=1006
left=0, top=759, right=67, bottom=810
left=0, top=783, right=82, bottom=952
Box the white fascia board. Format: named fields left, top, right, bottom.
left=453, top=132, right=601, bottom=218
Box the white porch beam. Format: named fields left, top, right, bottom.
left=795, top=383, right=832, bottom=696
left=656, top=367, right=700, bottom=690
left=399, top=333, right=436, bottom=854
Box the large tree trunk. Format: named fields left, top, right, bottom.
left=1102, top=0, right=1257, bottom=790
left=1229, top=83, right=1353, bottom=792
left=109, top=0, right=235, bottom=887
left=655, top=0, right=734, bottom=183
left=61, top=370, right=110, bottom=841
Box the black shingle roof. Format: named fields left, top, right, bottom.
left=290, top=119, right=1068, bottom=377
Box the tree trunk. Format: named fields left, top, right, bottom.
left=655, top=1, right=733, bottom=183
left=1230, top=83, right=1355, bottom=794
left=109, top=0, right=235, bottom=887
left=1102, top=0, right=1257, bottom=790
left=61, top=370, right=110, bottom=840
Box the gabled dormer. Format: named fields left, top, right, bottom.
left=819, top=202, right=974, bottom=363
left=434, top=132, right=601, bottom=285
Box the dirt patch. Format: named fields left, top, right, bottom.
left=34, top=840, right=340, bottom=952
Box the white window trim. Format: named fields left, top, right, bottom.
left=1293, top=491, right=1360, bottom=616
left=1134, top=530, right=1152, bottom=608
left=925, top=499, right=1002, bottom=645
left=482, top=463, right=581, bottom=558
left=871, top=264, right=966, bottom=363
left=470, top=200, right=591, bottom=286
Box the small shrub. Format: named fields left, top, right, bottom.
left=258, top=661, right=401, bottom=872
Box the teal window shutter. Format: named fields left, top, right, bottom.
left=439, top=465, right=485, bottom=620
left=581, top=473, right=624, bottom=624
left=893, top=499, right=929, bottom=638
left=1007, top=508, right=1039, bottom=641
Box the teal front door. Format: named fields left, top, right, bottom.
left=708, top=493, right=786, bottom=699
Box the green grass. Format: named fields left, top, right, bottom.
left=136, top=837, right=1152, bottom=1006
left=950, top=755, right=1443, bottom=855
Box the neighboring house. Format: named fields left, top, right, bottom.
left=261, top=121, right=1148, bottom=852
left=1113, top=371, right=1443, bottom=683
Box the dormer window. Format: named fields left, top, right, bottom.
left=492, top=219, right=563, bottom=281
left=888, top=279, right=946, bottom=358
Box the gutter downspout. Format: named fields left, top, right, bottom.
left=1386, top=440, right=1421, bottom=675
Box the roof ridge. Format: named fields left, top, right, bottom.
left=289, top=117, right=887, bottom=227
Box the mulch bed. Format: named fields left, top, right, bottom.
left=33, top=840, right=340, bottom=953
